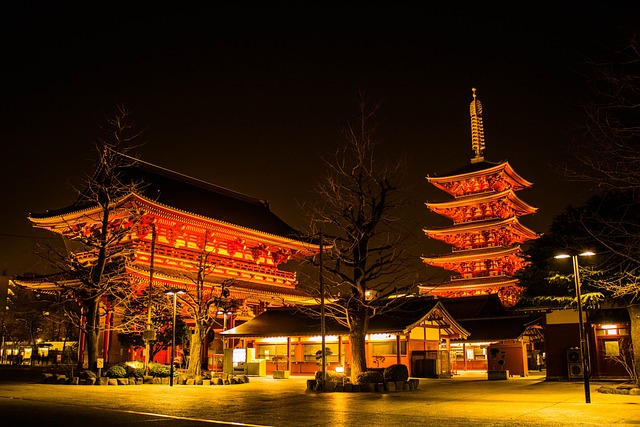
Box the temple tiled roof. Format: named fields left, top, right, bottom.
left=457, top=315, right=543, bottom=342
left=30, top=158, right=306, bottom=240
left=438, top=294, right=508, bottom=319
left=437, top=295, right=543, bottom=342
left=221, top=298, right=469, bottom=339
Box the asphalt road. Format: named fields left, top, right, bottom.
left=1, top=372, right=639, bottom=426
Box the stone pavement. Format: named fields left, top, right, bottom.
left=1, top=370, right=639, bottom=426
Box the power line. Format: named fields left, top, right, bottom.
left=0, top=233, right=60, bottom=240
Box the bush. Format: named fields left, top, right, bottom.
left=105, top=363, right=127, bottom=378
left=79, top=370, right=97, bottom=380
left=356, top=370, right=384, bottom=384
left=314, top=369, right=347, bottom=382
left=125, top=360, right=145, bottom=378
left=148, top=362, right=179, bottom=378
left=383, top=364, right=409, bottom=382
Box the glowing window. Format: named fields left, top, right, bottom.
left=604, top=341, right=620, bottom=357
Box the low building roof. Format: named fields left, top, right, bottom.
left=438, top=294, right=508, bottom=319
left=221, top=297, right=470, bottom=339
left=457, top=315, right=543, bottom=342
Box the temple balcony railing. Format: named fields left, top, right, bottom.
left=132, top=240, right=296, bottom=283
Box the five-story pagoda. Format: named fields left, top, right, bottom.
left=420, top=89, right=538, bottom=307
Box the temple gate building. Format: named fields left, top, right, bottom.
left=18, top=156, right=320, bottom=368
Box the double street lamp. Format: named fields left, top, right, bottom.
left=165, top=289, right=186, bottom=387
left=554, top=251, right=595, bottom=404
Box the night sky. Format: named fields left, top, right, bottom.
left=1, top=3, right=638, bottom=277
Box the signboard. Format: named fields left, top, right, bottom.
left=97, top=358, right=104, bottom=369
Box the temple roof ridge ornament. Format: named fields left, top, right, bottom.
left=470, top=87, right=485, bottom=164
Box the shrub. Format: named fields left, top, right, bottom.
left=126, top=360, right=145, bottom=378
left=315, top=347, right=333, bottom=367
left=148, top=362, right=178, bottom=378
left=105, top=363, right=127, bottom=378
left=79, top=370, right=97, bottom=380
left=314, top=369, right=346, bottom=382
left=383, top=364, right=409, bottom=382
left=356, top=370, right=384, bottom=384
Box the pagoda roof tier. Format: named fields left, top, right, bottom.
left=29, top=157, right=314, bottom=248
left=419, top=276, right=519, bottom=293
left=425, top=189, right=537, bottom=221
left=419, top=276, right=523, bottom=306
left=427, top=161, right=533, bottom=197
left=421, top=245, right=521, bottom=264
left=126, top=264, right=315, bottom=305
left=423, top=217, right=538, bottom=245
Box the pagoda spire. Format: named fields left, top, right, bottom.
left=470, top=87, right=485, bottom=163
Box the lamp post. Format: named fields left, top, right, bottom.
left=319, top=225, right=326, bottom=390
left=165, top=289, right=185, bottom=387
left=555, top=251, right=595, bottom=404
left=144, top=223, right=157, bottom=375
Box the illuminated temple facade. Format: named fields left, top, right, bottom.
left=23, top=158, right=319, bottom=366
left=420, top=89, right=539, bottom=307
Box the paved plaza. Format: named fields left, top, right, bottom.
left=1, top=371, right=639, bottom=426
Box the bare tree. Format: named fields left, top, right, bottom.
left=116, top=288, right=189, bottom=363
left=34, top=105, right=145, bottom=371
left=302, top=94, right=421, bottom=383
left=178, top=242, right=237, bottom=378
left=562, top=32, right=640, bottom=385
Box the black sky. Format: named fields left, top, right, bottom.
left=1, top=2, right=638, bottom=276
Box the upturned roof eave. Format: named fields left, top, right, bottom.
left=29, top=192, right=321, bottom=254
left=423, top=217, right=538, bottom=238
left=421, top=245, right=521, bottom=263
left=427, top=161, right=533, bottom=188
left=425, top=189, right=538, bottom=214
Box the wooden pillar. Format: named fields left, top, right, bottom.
left=396, top=334, right=402, bottom=365
left=463, top=342, right=467, bottom=371
left=423, top=322, right=427, bottom=351
left=286, top=337, right=291, bottom=371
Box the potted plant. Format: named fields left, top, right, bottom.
left=272, top=355, right=289, bottom=379
left=313, top=347, right=333, bottom=390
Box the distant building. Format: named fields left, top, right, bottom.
left=420, top=89, right=539, bottom=307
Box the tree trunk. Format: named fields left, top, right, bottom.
left=349, top=322, right=367, bottom=384
left=84, top=297, right=100, bottom=372
left=187, top=323, right=202, bottom=377
left=627, top=304, right=640, bottom=387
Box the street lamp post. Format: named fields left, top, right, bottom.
left=165, top=289, right=185, bottom=387
left=144, top=224, right=157, bottom=375
left=318, top=225, right=326, bottom=390
left=555, top=251, right=595, bottom=404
